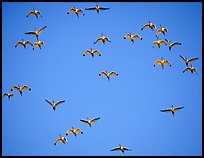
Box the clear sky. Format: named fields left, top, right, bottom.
left=2, top=2, right=202, bottom=156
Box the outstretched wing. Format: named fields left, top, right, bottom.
left=91, top=117, right=100, bottom=123
left=160, top=108, right=172, bottom=112
left=124, top=33, right=131, bottom=39
left=104, top=37, right=111, bottom=42
left=154, top=60, right=162, bottom=65
left=183, top=67, right=191, bottom=73
left=25, top=41, right=33, bottom=46
left=37, top=26, right=47, bottom=35
left=85, top=7, right=96, bottom=10
left=174, top=106, right=184, bottom=111
left=158, top=40, right=166, bottom=45
left=22, top=85, right=31, bottom=91
left=66, top=129, right=73, bottom=135
left=123, top=147, right=132, bottom=151
left=92, top=50, right=100, bottom=55
left=109, top=71, right=118, bottom=77
left=83, top=50, right=91, bottom=56
left=179, top=55, right=186, bottom=62
left=99, top=71, right=107, bottom=76
left=3, top=93, right=8, bottom=98
left=26, top=11, right=35, bottom=17
left=156, top=29, right=162, bottom=36
left=99, top=7, right=109, bottom=10
left=75, top=128, right=83, bottom=134
left=188, top=57, right=199, bottom=63
left=133, top=34, right=142, bottom=40
left=55, top=138, right=62, bottom=145
left=25, top=31, right=36, bottom=35
left=164, top=39, right=170, bottom=45
left=141, top=23, right=150, bottom=30
left=94, top=37, right=102, bottom=44
left=164, top=60, right=171, bottom=66
left=80, top=119, right=88, bottom=123
left=171, top=42, right=181, bottom=47
left=11, top=85, right=20, bottom=91
left=67, top=8, right=75, bottom=14
left=111, top=147, right=121, bottom=151
left=15, top=41, right=23, bottom=47
left=77, top=9, right=84, bottom=14
left=55, top=100, right=65, bottom=107
left=45, top=99, right=53, bottom=106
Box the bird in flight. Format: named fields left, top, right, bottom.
left=164, top=39, right=181, bottom=51
left=85, top=4, right=109, bottom=14
left=33, top=40, right=45, bottom=50
left=99, top=71, right=119, bottom=81
left=124, top=33, right=142, bottom=43
left=26, top=8, right=42, bottom=19
left=67, top=6, right=85, bottom=18
left=83, top=48, right=101, bottom=57
left=156, top=24, right=168, bottom=39
left=25, top=26, right=47, bottom=41
left=54, top=134, right=68, bottom=145
left=180, top=55, right=199, bottom=67
left=111, top=144, right=132, bottom=154
left=141, top=21, right=156, bottom=30
left=160, top=105, right=184, bottom=116
left=94, top=33, right=111, bottom=44
left=45, top=100, right=65, bottom=111
left=153, top=39, right=167, bottom=48
left=80, top=117, right=100, bottom=127
left=3, top=93, right=15, bottom=100
left=154, top=57, right=171, bottom=69
left=182, top=64, right=198, bottom=74
left=15, top=39, right=33, bottom=49
left=11, top=84, right=31, bottom=96
left=66, top=127, right=83, bottom=137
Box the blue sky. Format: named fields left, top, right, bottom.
left=2, top=2, right=202, bottom=156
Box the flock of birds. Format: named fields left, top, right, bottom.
left=3, top=4, right=200, bottom=155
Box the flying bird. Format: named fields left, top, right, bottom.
left=153, top=39, right=167, bottom=48
left=141, top=21, right=156, bottom=30
left=160, top=105, right=184, bottom=116
left=111, top=144, right=132, bottom=154
left=45, top=99, right=65, bottom=111
left=165, top=39, right=181, bottom=51
left=83, top=48, right=101, bottom=57
left=3, top=93, right=14, bottom=100
left=54, top=134, right=68, bottom=145
left=99, top=71, right=119, bottom=81
left=66, top=127, right=83, bottom=137
left=180, top=55, right=199, bottom=67
left=182, top=64, right=198, bottom=74
left=94, top=33, right=111, bottom=44
left=80, top=117, right=100, bottom=127
left=11, top=84, right=31, bottom=96
left=156, top=24, right=168, bottom=39
left=26, top=8, right=42, bottom=19
left=124, top=33, right=142, bottom=43
left=67, top=6, right=85, bottom=18
left=25, top=26, right=47, bottom=41
left=15, top=39, right=33, bottom=48
left=33, top=40, right=45, bottom=50
left=85, top=4, right=109, bottom=14
left=154, top=57, right=171, bottom=69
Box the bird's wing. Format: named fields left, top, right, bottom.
left=109, top=71, right=118, bottom=77
left=25, top=41, right=33, bottom=46
left=33, top=42, right=39, bottom=47
left=164, top=60, right=171, bottom=66
left=3, top=93, right=8, bottom=97
left=183, top=67, right=191, bottom=73
left=55, top=138, right=62, bottom=144
left=104, top=37, right=111, bottom=42
left=80, top=119, right=88, bottom=123
left=174, top=106, right=184, bottom=111
left=141, top=24, right=150, bottom=29
left=156, top=29, right=162, bottom=36
left=85, top=7, right=96, bottom=10
left=188, top=57, right=199, bottom=63
left=55, top=100, right=65, bottom=107
left=75, top=128, right=82, bottom=133
left=111, top=147, right=121, bottom=151
left=160, top=108, right=172, bottom=112
left=99, top=71, right=107, bottom=76
left=83, top=50, right=91, bottom=56
left=68, top=8, right=75, bottom=14
left=94, top=37, right=102, bottom=44
left=22, top=85, right=31, bottom=91
left=133, top=34, right=142, bottom=40
left=45, top=99, right=53, bottom=106
left=171, top=42, right=181, bottom=47
left=124, top=33, right=131, bottom=39
left=123, top=147, right=132, bottom=151
left=99, top=7, right=109, bottom=10
left=15, top=41, right=23, bottom=47
left=66, top=129, right=73, bottom=134
left=179, top=55, right=186, bottom=61
left=163, top=28, right=168, bottom=32
left=154, top=60, right=162, bottom=65
left=39, top=41, right=45, bottom=46
left=93, top=50, right=100, bottom=55
left=11, top=85, right=20, bottom=91
left=164, top=39, right=170, bottom=45
left=77, top=9, right=84, bottom=14
left=37, top=26, right=47, bottom=35
left=27, top=11, right=35, bottom=17
left=159, top=40, right=166, bottom=45
left=91, top=117, right=100, bottom=123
